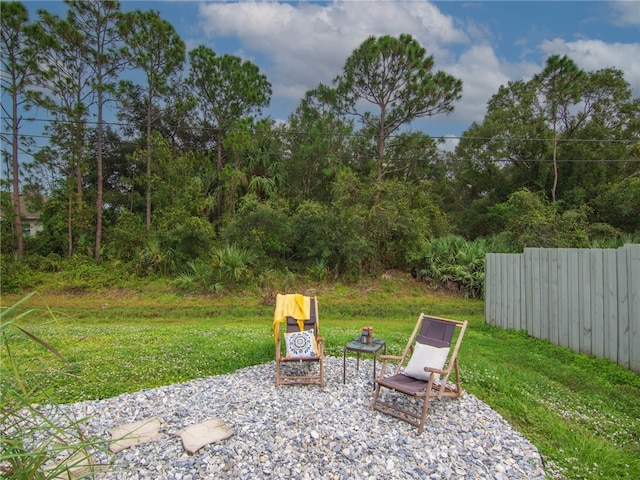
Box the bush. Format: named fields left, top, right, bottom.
left=103, top=209, right=147, bottom=262
left=220, top=195, right=293, bottom=270
left=292, top=199, right=372, bottom=280
left=0, top=254, right=45, bottom=293
left=48, top=255, right=134, bottom=291
left=592, top=177, right=640, bottom=233
left=175, top=244, right=256, bottom=293
left=152, top=208, right=218, bottom=268
left=408, top=235, right=488, bottom=298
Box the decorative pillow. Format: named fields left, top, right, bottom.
left=285, top=329, right=318, bottom=358
left=402, top=343, right=450, bottom=382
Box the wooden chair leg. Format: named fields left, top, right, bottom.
left=371, top=383, right=382, bottom=410
left=418, top=396, right=430, bottom=434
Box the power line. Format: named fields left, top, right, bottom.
left=6, top=117, right=640, bottom=145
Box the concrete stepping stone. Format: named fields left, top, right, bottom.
left=108, top=417, right=166, bottom=453
left=177, top=417, right=234, bottom=454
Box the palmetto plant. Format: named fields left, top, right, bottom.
left=133, top=238, right=175, bottom=276
left=174, top=245, right=256, bottom=293
left=212, top=245, right=256, bottom=284
left=176, top=259, right=223, bottom=294
left=413, top=235, right=487, bottom=298
left=307, top=258, right=330, bottom=282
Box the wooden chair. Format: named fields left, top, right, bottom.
left=371, top=314, right=467, bottom=433
left=274, top=295, right=325, bottom=387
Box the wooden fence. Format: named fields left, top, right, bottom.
left=485, top=244, right=640, bottom=373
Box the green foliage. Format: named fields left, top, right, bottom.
left=1, top=293, right=108, bottom=478
left=132, top=237, right=176, bottom=276
left=592, top=177, right=640, bottom=233
left=212, top=244, right=256, bottom=285
left=292, top=195, right=372, bottom=280
left=175, top=259, right=223, bottom=294
left=175, top=244, right=256, bottom=293
left=449, top=58, right=639, bottom=240
left=291, top=200, right=341, bottom=269
left=103, top=209, right=147, bottom=262
left=307, top=258, right=330, bottom=282
left=152, top=207, right=217, bottom=266
left=187, top=45, right=272, bottom=225
left=365, top=179, right=447, bottom=270
left=489, top=189, right=594, bottom=249
left=489, top=189, right=555, bottom=248
left=219, top=194, right=292, bottom=269
left=409, top=235, right=488, bottom=298
left=0, top=254, right=45, bottom=293
left=331, top=33, right=463, bottom=181
left=4, top=24, right=638, bottom=287
left=48, top=255, right=134, bottom=291
left=256, top=268, right=298, bottom=294
left=23, top=253, right=64, bottom=273
left=0, top=193, right=18, bottom=254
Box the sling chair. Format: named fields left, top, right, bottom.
left=273, top=294, right=325, bottom=387
left=371, top=314, right=467, bottom=433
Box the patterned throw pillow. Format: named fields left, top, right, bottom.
left=285, top=329, right=318, bottom=358
left=402, top=343, right=450, bottom=382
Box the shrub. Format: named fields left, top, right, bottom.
left=408, top=235, right=487, bottom=298
left=175, top=244, right=256, bottom=293
left=0, top=255, right=45, bottom=294
left=220, top=194, right=293, bottom=270
left=49, top=255, right=133, bottom=291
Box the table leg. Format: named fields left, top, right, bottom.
left=372, top=353, right=376, bottom=390
left=343, top=347, right=346, bottom=384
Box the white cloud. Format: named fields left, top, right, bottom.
left=609, top=0, right=640, bottom=26
left=539, top=38, right=640, bottom=94
left=441, top=44, right=511, bottom=125
left=197, top=0, right=468, bottom=105
left=193, top=1, right=639, bottom=135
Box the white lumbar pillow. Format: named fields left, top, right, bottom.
left=402, top=343, right=450, bottom=382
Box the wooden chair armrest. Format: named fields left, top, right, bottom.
left=377, top=354, right=404, bottom=377
left=425, top=357, right=458, bottom=375
left=379, top=354, right=402, bottom=361
left=424, top=367, right=446, bottom=375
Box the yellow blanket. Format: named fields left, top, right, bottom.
left=273, top=293, right=310, bottom=337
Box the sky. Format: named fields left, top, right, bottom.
left=20, top=1, right=640, bottom=150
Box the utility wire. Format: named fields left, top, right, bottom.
left=6, top=117, right=640, bottom=144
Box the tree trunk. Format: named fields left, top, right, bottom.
left=216, top=131, right=223, bottom=231
left=551, top=133, right=558, bottom=203
left=11, top=90, right=24, bottom=259
left=146, top=99, right=152, bottom=231
left=374, top=109, right=386, bottom=204
left=95, top=95, right=104, bottom=260
left=67, top=189, right=73, bottom=258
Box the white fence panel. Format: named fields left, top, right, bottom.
left=626, top=244, right=640, bottom=372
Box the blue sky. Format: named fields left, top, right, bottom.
left=20, top=1, right=640, bottom=149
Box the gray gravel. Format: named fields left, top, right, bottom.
left=46, top=357, right=546, bottom=479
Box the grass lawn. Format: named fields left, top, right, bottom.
left=2, top=274, right=639, bottom=480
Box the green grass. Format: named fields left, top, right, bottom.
left=1, top=275, right=639, bottom=480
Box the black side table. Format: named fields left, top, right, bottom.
left=343, top=337, right=386, bottom=387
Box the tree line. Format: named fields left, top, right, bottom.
left=2, top=1, right=639, bottom=294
